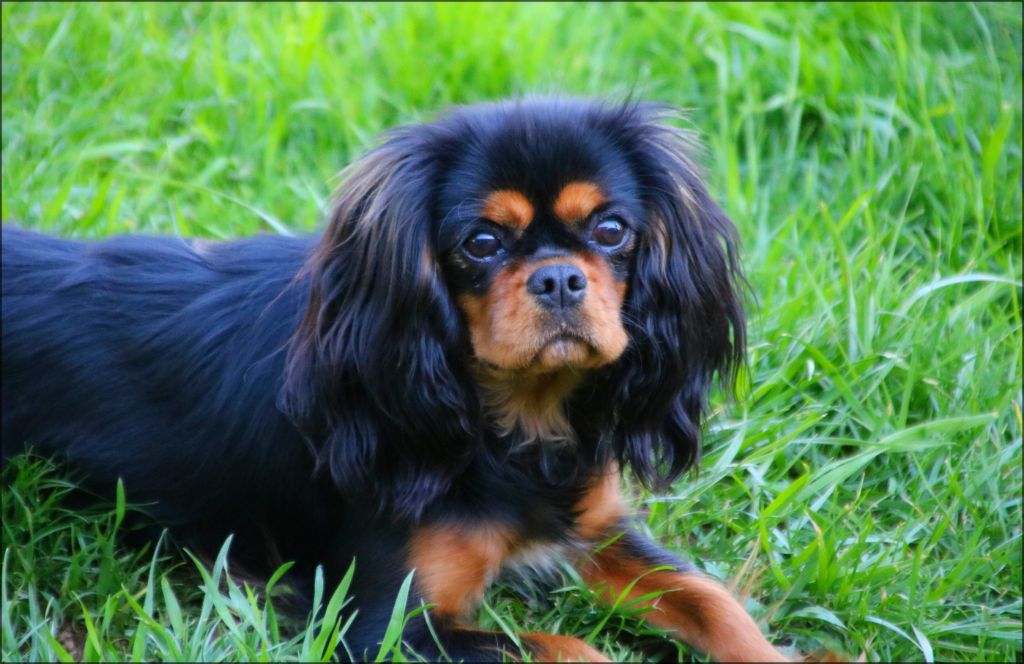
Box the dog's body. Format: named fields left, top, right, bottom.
left=3, top=230, right=327, bottom=557
left=3, top=99, right=800, bottom=661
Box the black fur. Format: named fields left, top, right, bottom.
left=2, top=98, right=745, bottom=660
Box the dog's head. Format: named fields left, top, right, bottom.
left=281, top=98, right=745, bottom=517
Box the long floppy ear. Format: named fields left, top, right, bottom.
left=600, top=104, right=746, bottom=488
left=279, top=126, right=478, bottom=519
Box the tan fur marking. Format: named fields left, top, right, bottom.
left=553, top=181, right=607, bottom=224
left=581, top=547, right=791, bottom=662
left=457, top=255, right=627, bottom=372
left=573, top=467, right=625, bottom=540
left=473, top=364, right=581, bottom=442
left=457, top=253, right=628, bottom=442
left=457, top=261, right=547, bottom=370
left=522, top=633, right=611, bottom=662
left=576, top=254, right=629, bottom=362
left=408, top=525, right=511, bottom=618
left=482, top=190, right=534, bottom=230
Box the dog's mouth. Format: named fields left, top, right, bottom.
left=530, top=330, right=595, bottom=370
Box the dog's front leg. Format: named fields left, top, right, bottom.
left=401, top=522, right=610, bottom=662
left=578, top=527, right=791, bottom=662
left=573, top=469, right=791, bottom=662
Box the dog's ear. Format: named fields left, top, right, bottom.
left=598, top=105, right=746, bottom=489
left=279, top=126, right=477, bottom=519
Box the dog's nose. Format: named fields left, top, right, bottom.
left=526, top=264, right=587, bottom=310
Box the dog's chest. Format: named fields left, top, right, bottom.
left=452, top=454, right=591, bottom=540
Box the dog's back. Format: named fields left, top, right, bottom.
left=1, top=226, right=318, bottom=529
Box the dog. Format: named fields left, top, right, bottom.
left=3, top=97, right=804, bottom=661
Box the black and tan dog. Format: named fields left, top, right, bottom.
left=4, top=98, right=812, bottom=661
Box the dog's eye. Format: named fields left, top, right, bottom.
left=463, top=232, right=503, bottom=260
left=591, top=219, right=628, bottom=249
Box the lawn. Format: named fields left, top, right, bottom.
left=1, top=2, right=1021, bottom=662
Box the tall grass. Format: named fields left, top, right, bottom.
left=2, top=3, right=1021, bottom=661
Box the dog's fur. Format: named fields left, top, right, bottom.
left=3, top=98, right=801, bottom=661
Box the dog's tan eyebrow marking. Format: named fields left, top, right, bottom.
left=481, top=190, right=534, bottom=230
left=553, top=181, right=607, bottom=224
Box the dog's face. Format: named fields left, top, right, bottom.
left=435, top=119, right=642, bottom=374
left=283, top=99, right=746, bottom=517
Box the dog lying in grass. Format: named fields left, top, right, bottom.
left=3, top=97, right=845, bottom=661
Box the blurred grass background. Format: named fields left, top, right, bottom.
left=1, top=2, right=1021, bottom=662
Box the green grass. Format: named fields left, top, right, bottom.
left=2, top=2, right=1021, bottom=662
